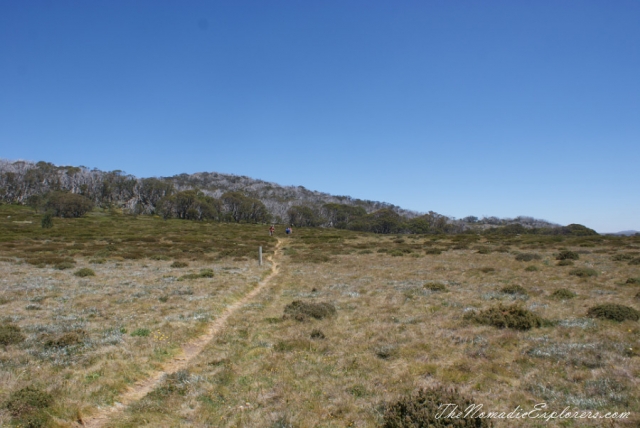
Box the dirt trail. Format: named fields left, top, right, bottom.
left=82, top=239, right=283, bottom=428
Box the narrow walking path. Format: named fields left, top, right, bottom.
left=82, top=239, right=283, bottom=427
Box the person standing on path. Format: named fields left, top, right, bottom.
left=269, top=225, right=275, bottom=236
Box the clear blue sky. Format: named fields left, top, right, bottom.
left=1, top=1, right=639, bottom=233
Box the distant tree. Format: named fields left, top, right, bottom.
left=157, top=190, right=222, bottom=221
left=288, top=205, right=325, bottom=227
left=322, top=203, right=366, bottom=228
left=45, top=192, right=94, bottom=218
left=221, top=191, right=270, bottom=223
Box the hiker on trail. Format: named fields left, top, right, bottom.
left=285, top=227, right=291, bottom=235
left=269, top=225, right=275, bottom=236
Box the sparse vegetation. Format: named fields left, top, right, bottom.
left=524, top=265, right=539, bottom=272
left=424, top=282, right=447, bottom=292
left=0, top=202, right=638, bottom=427
left=557, top=259, right=574, bottom=266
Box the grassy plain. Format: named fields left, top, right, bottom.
left=0, top=204, right=639, bottom=427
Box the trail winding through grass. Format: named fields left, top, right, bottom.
left=82, top=238, right=283, bottom=428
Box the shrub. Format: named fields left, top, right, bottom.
left=0, top=324, right=25, bottom=346
left=500, top=284, right=527, bottom=295
left=41, top=212, right=53, bottom=229
left=611, top=253, right=636, bottom=261
left=283, top=300, right=336, bottom=321
left=629, top=258, right=640, bottom=265
left=74, top=268, right=95, bottom=277
left=569, top=267, right=598, bottom=277
left=625, top=278, right=640, bottom=285
left=586, top=304, right=640, bottom=322
left=171, top=261, right=189, bottom=268
left=5, top=386, right=53, bottom=428
left=44, top=332, right=84, bottom=349
left=464, top=304, right=546, bottom=330
left=375, top=345, right=398, bottom=360
left=524, top=265, right=539, bottom=272
left=556, top=260, right=574, bottom=266
left=515, top=253, right=541, bottom=262
left=550, top=288, right=576, bottom=300
left=177, top=269, right=214, bottom=281
left=474, top=246, right=492, bottom=254
left=131, top=328, right=151, bottom=337
left=54, top=261, right=75, bottom=270
left=383, top=386, right=493, bottom=428
left=480, top=267, right=495, bottom=273
left=310, top=329, right=325, bottom=339
left=149, top=254, right=170, bottom=261
left=556, top=250, right=579, bottom=260
left=425, top=248, right=442, bottom=255
left=424, top=282, right=446, bottom=292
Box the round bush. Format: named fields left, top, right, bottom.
left=556, top=250, right=579, bottom=260
left=284, top=300, right=336, bottom=321
left=524, top=265, right=539, bottom=272
left=515, top=253, right=541, bottom=262
left=556, top=260, right=574, bottom=266
left=500, top=284, right=527, bottom=295
left=74, top=268, right=95, bottom=277
left=550, top=288, right=576, bottom=300
left=383, top=386, right=493, bottom=428
left=171, top=261, right=189, bottom=268
left=586, top=304, right=640, bottom=322
left=424, top=282, right=446, bottom=292
left=569, top=267, right=598, bottom=277
left=0, top=324, right=25, bottom=346
left=464, top=304, right=546, bottom=330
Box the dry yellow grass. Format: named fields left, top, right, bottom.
left=1, top=206, right=639, bottom=427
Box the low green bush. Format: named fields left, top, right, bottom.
left=5, top=386, right=54, bottom=428
left=556, top=250, right=579, bottom=260
left=171, top=261, right=189, bottom=268
left=626, top=278, right=640, bottom=285
left=629, top=258, right=640, bottom=265
left=515, top=253, right=541, bottom=262
left=131, top=328, right=151, bottom=337
left=425, top=248, right=442, bottom=255
left=569, top=267, right=598, bottom=277
left=424, top=282, right=446, bottom=292
left=0, top=324, right=25, bottom=346
left=54, top=261, right=75, bottom=270
left=310, top=329, right=325, bottom=339
left=550, top=288, right=576, bottom=300
left=524, top=265, right=539, bottom=272
left=44, top=332, right=84, bottom=349
left=556, top=260, right=574, bottom=266
left=586, top=304, right=640, bottom=322
left=283, top=300, right=336, bottom=321
left=383, top=386, right=493, bottom=428
left=500, top=284, right=527, bottom=295
left=464, top=304, right=547, bottom=330
left=74, top=268, right=95, bottom=277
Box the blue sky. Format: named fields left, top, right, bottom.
left=1, top=1, right=639, bottom=233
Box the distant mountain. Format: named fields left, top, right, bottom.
left=0, top=158, right=575, bottom=234
left=609, top=230, right=639, bottom=236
